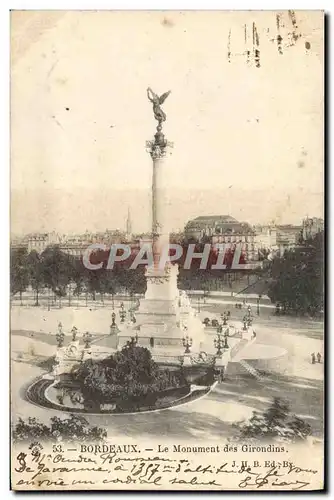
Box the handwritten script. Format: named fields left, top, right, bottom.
left=12, top=443, right=320, bottom=491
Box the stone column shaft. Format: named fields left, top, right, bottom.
left=152, top=156, right=170, bottom=267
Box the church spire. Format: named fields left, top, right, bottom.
left=126, top=207, right=132, bottom=240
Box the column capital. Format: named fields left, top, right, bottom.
left=146, top=132, right=173, bottom=160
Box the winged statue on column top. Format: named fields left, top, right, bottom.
left=147, top=87, right=171, bottom=124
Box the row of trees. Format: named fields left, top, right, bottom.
left=10, top=242, right=257, bottom=304
left=11, top=231, right=324, bottom=315
left=10, top=246, right=146, bottom=305
left=268, top=232, right=324, bottom=316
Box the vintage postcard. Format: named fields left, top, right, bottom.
left=10, top=10, right=324, bottom=491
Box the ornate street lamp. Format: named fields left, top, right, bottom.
left=71, top=326, right=78, bottom=342
left=224, top=329, right=229, bottom=349
left=221, top=312, right=228, bottom=325
left=68, top=282, right=74, bottom=307
left=119, top=302, right=126, bottom=323
left=56, top=323, right=65, bottom=348
left=110, top=312, right=119, bottom=335
left=182, top=335, right=193, bottom=354
left=214, top=334, right=224, bottom=357
left=56, top=332, right=65, bottom=348
left=83, top=331, right=92, bottom=349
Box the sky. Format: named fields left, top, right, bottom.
left=10, top=11, right=324, bottom=235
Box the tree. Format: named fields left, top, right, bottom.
left=232, top=398, right=312, bottom=443
left=41, top=246, right=73, bottom=303
left=12, top=415, right=107, bottom=442
left=123, top=268, right=147, bottom=295
left=26, top=250, right=45, bottom=306
left=268, top=232, right=324, bottom=316
left=71, top=257, right=88, bottom=298
left=10, top=247, right=29, bottom=304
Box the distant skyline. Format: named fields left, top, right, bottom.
left=11, top=11, right=324, bottom=235
left=11, top=186, right=322, bottom=236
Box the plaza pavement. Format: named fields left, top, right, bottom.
left=11, top=301, right=324, bottom=442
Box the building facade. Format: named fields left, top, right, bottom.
left=185, top=215, right=257, bottom=261
left=253, top=224, right=302, bottom=257
left=184, top=216, right=305, bottom=261
left=302, top=217, right=324, bottom=240
left=275, top=224, right=302, bottom=256
left=11, top=229, right=127, bottom=257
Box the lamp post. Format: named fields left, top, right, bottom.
left=182, top=335, right=193, bottom=354
left=221, top=312, right=228, bottom=325
left=56, top=322, right=65, bottom=347
left=110, top=312, right=119, bottom=335
left=71, top=326, right=78, bottom=342
left=224, top=328, right=229, bottom=349
left=214, top=334, right=224, bottom=357
left=56, top=332, right=65, bottom=347
left=119, top=302, right=126, bottom=323
left=257, top=294, right=261, bottom=316
left=83, top=331, right=92, bottom=349
left=68, top=283, right=73, bottom=307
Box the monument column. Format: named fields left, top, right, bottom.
left=126, top=88, right=182, bottom=348
left=149, top=128, right=172, bottom=267
left=117, top=88, right=205, bottom=352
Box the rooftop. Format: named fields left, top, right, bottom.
left=185, top=215, right=255, bottom=235
left=192, top=215, right=238, bottom=223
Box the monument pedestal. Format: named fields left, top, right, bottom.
left=118, top=263, right=185, bottom=349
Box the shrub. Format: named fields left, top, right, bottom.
left=232, top=398, right=312, bottom=444
left=74, top=345, right=183, bottom=410
left=12, top=417, right=50, bottom=442
left=12, top=415, right=107, bottom=442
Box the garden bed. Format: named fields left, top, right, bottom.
left=25, top=376, right=211, bottom=414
